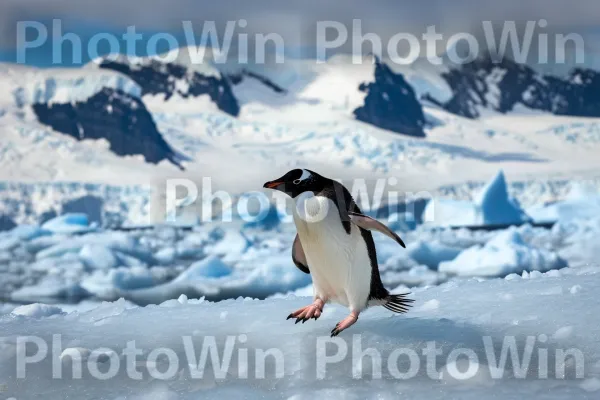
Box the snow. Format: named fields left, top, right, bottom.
left=11, top=65, right=141, bottom=106
left=96, top=49, right=222, bottom=79
left=2, top=266, right=600, bottom=399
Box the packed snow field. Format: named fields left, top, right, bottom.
left=2, top=263, right=600, bottom=399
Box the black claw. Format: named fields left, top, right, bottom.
left=295, top=318, right=302, bottom=324
left=302, top=318, right=307, bottom=324
left=286, top=314, right=293, bottom=320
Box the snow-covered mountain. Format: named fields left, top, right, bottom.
left=354, top=58, right=426, bottom=137
left=99, top=58, right=241, bottom=117
left=427, top=55, right=600, bottom=119
left=2, top=50, right=600, bottom=226
left=98, top=53, right=427, bottom=137
left=33, top=87, right=184, bottom=169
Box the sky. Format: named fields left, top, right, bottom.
left=1, top=0, right=598, bottom=67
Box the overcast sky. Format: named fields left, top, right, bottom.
left=1, top=0, right=598, bottom=66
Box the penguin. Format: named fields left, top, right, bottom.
left=263, top=168, right=413, bottom=336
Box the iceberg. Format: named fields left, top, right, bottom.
left=439, top=227, right=567, bottom=277
left=424, top=170, right=531, bottom=227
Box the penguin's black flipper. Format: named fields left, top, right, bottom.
left=292, top=234, right=310, bottom=274
left=348, top=212, right=406, bottom=248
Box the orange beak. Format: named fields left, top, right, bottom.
left=263, top=181, right=284, bottom=189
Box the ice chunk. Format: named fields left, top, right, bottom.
left=474, top=170, right=531, bottom=225
left=0, top=236, right=19, bottom=251
left=206, top=229, right=250, bottom=262
left=41, top=213, right=95, bottom=234
left=242, top=202, right=282, bottom=230
left=424, top=171, right=530, bottom=227
left=439, top=228, right=567, bottom=277
left=81, top=267, right=157, bottom=298
left=11, top=278, right=88, bottom=303
left=387, top=212, right=417, bottom=232
left=552, top=325, right=574, bottom=340
left=423, top=198, right=479, bottom=226
left=8, top=225, right=51, bottom=241
left=36, top=241, right=85, bottom=260
left=79, top=244, right=118, bottom=269
left=11, top=303, right=64, bottom=318
left=60, top=347, right=92, bottom=363
left=527, top=183, right=600, bottom=223
left=406, top=240, right=462, bottom=270
left=154, top=247, right=177, bottom=264
left=175, top=256, right=233, bottom=280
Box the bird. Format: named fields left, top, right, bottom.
left=263, top=168, right=413, bottom=336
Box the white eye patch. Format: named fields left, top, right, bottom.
left=297, top=169, right=312, bottom=182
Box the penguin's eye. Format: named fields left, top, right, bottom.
left=293, top=179, right=301, bottom=185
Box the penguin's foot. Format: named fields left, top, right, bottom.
left=287, top=298, right=325, bottom=324
left=330, top=311, right=359, bottom=337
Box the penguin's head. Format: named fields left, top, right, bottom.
left=263, top=169, right=326, bottom=198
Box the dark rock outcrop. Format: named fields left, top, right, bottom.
left=229, top=69, right=287, bottom=94
left=354, top=59, right=426, bottom=137
left=100, top=60, right=240, bottom=116
left=32, top=88, right=183, bottom=169
left=434, top=56, right=600, bottom=119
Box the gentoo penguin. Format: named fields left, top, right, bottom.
left=263, top=168, right=413, bottom=336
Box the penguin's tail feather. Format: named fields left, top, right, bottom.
left=383, top=293, right=414, bottom=314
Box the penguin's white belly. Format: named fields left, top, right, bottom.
left=293, top=195, right=372, bottom=310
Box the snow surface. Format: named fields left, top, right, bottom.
left=2, top=266, right=600, bottom=399
left=3, top=64, right=141, bottom=107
